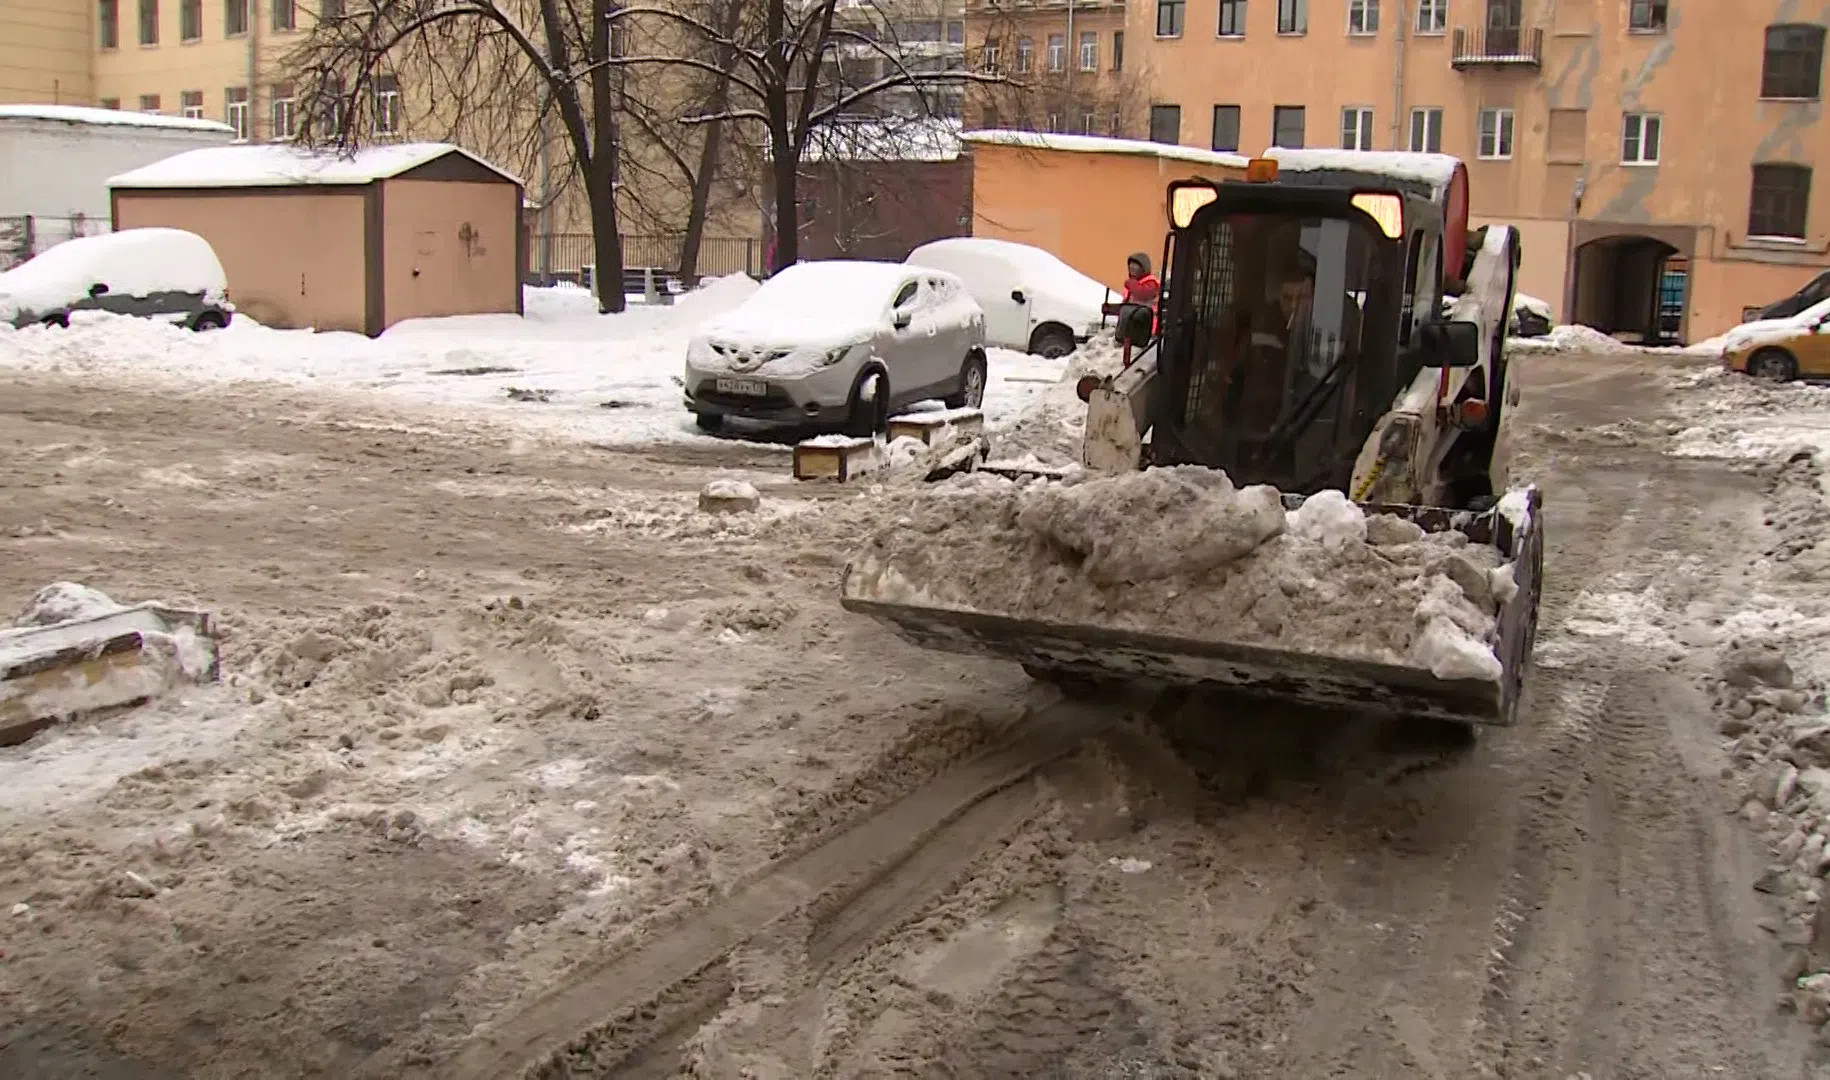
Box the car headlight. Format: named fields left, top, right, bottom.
left=818, top=345, right=852, bottom=367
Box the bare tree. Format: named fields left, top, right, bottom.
left=964, top=8, right=1146, bottom=138
left=608, top=0, right=1000, bottom=272
left=280, top=0, right=634, bottom=312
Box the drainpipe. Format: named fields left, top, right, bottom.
left=1063, top=0, right=1075, bottom=128
left=248, top=0, right=262, bottom=140
left=1390, top=0, right=1407, bottom=150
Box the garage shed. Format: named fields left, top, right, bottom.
left=108, top=142, right=524, bottom=335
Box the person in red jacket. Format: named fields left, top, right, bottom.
left=1102, top=252, right=1160, bottom=366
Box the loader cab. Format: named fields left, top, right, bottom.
left=1149, top=166, right=1459, bottom=494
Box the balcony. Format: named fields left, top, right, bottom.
left=1451, top=26, right=1543, bottom=69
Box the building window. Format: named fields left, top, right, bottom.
left=1348, top=0, right=1378, bottom=35
left=1621, top=112, right=1661, bottom=165
left=1015, top=36, right=1032, bottom=73
left=1415, top=0, right=1446, bottom=34
left=319, top=76, right=346, bottom=136
left=226, top=86, right=249, bottom=140
left=226, top=0, right=248, bottom=35
left=1218, top=0, right=1245, bottom=37
left=1047, top=112, right=1062, bottom=133
left=1047, top=33, right=1065, bottom=70
left=321, top=0, right=343, bottom=17
left=138, top=93, right=161, bottom=113
left=1079, top=31, right=1097, bottom=71
left=1477, top=107, right=1513, bottom=158
left=1750, top=163, right=1812, bottom=239
left=1277, top=0, right=1306, bottom=34
left=1341, top=106, right=1374, bottom=149
left=138, top=0, right=158, bottom=45
left=1408, top=106, right=1442, bottom=152
left=1211, top=104, right=1240, bottom=151
left=1762, top=25, right=1826, bottom=100
left=981, top=44, right=1001, bottom=72
left=1110, top=110, right=1123, bottom=137
left=947, top=20, right=963, bottom=44
left=273, top=0, right=296, bottom=31
left=180, top=89, right=203, bottom=118
left=99, top=0, right=119, bottom=47
left=1112, top=30, right=1124, bottom=70
left=1627, top=0, right=1666, bottom=32
left=1156, top=0, right=1184, bottom=38
left=374, top=74, right=401, bottom=135
left=100, top=97, right=120, bottom=109
left=1080, top=108, right=1097, bottom=135
left=271, top=83, right=296, bottom=140
left=1272, top=104, right=1305, bottom=147
left=1149, top=104, right=1181, bottom=144
left=180, top=0, right=199, bottom=40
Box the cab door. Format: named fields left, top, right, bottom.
left=1796, top=315, right=1830, bottom=377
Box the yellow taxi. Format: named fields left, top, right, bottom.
left=1723, top=298, right=1830, bottom=381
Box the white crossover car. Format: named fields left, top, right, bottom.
left=905, top=236, right=1112, bottom=357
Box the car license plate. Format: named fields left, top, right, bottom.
left=715, top=377, right=768, bottom=396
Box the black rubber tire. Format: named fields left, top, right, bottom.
left=1750, top=347, right=1799, bottom=383
left=844, top=370, right=890, bottom=437
left=1029, top=324, right=1076, bottom=359
left=944, top=351, right=988, bottom=409
left=693, top=412, right=724, bottom=432
left=190, top=310, right=228, bottom=331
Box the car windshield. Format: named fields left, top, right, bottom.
left=749, top=263, right=901, bottom=319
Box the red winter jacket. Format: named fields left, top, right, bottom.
left=1123, top=273, right=1161, bottom=306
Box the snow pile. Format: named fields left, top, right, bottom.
left=13, top=581, right=126, bottom=626
left=698, top=478, right=761, bottom=514
left=0, top=228, right=228, bottom=322
left=848, top=466, right=1512, bottom=680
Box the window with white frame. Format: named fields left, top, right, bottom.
left=1015, top=36, right=1032, bottom=72
left=1217, top=0, right=1245, bottom=36
left=1348, top=0, right=1378, bottom=34
left=180, top=89, right=203, bottom=119
left=1079, top=30, right=1097, bottom=70
left=1341, top=106, right=1374, bottom=149
left=1047, top=33, right=1065, bottom=70
left=1047, top=111, right=1062, bottom=133
left=1415, top=0, right=1446, bottom=33
left=1478, top=107, right=1513, bottom=158
left=1621, top=112, right=1661, bottom=164
left=1277, top=0, right=1306, bottom=33
left=373, top=74, right=401, bottom=135
left=1080, top=107, right=1097, bottom=134
left=1408, top=106, right=1442, bottom=152
left=226, top=86, right=250, bottom=140
left=271, top=83, right=296, bottom=140
left=138, top=93, right=161, bottom=114
left=981, top=43, right=1001, bottom=71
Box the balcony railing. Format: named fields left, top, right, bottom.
left=1451, top=26, right=1544, bottom=68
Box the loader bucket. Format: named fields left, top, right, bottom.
left=0, top=604, right=220, bottom=746
left=840, top=488, right=1543, bottom=727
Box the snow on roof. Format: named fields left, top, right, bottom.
left=960, top=129, right=1251, bottom=171
left=108, top=141, right=523, bottom=189
left=1263, top=148, right=1462, bottom=193
left=800, top=118, right=962, bottom=163
left=0, top=103, right=235, bottom=134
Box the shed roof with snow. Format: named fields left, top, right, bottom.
left=107, top=141, right=523, bottom=190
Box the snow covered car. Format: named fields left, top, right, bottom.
left=1720, top=297, right=1830, bottom=381
left=683, top=260, right=988, bottom=435
left=904, top=237, right=1110, bottom=358
left=0, top=227, right=233, bottom=331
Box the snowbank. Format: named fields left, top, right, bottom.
left=960, top=129, right=1250, bottom=170
left=0, top=103, right=233, bottom=134
left=849, top=467, right=1511, bottom=680
left=1264, top=147, right=1462, bottom=193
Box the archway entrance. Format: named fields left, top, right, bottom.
left=1568, top=222, right=1697, bottom=345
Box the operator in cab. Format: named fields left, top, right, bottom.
left=1102, top=252, right=1161, bottom=364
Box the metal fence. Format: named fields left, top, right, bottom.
left=0, top=215, right=111, bottom=271
left=527, top=233, right=762, bottom=283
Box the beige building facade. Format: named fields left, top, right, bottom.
left=965, top=0, right=1138, bottom=136
left=1128, top=0, right=1830, bottom=340
left=0, top=0, right=95, bottom=105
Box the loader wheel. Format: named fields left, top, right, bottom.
left=1750, top=347, right=1798, bottom=383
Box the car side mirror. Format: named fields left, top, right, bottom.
left=893, top=312, right=911, bottom=330
left=1421, top=319, right=1481, bottom=368
left=1010, top=289, right=1026, bottom=304
left=88, top=282, right=109, bottom=297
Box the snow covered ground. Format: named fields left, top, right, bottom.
left=0, top=277, right=1069, bottom=448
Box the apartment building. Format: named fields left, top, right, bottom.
left=0, top=0, right=95, bottom=105
left=1127, top=0, right=1830, bottom=340
left=964, top=0, right=1135, bottom=136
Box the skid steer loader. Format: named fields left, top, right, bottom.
left=839, top=150, right=1544, bottom=728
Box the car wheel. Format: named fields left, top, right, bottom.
left=944, top=350, right=988, bottom=410
left=694, top=412, right=724, bottom=433
left=1029, top=324, right=1076, bottom=359
left=845, top=369, right=890, bottom=438
left=190, top=310, right=228, bottom=331
left=40, top=313, right=69, bottom=329
left=1750, top=347, right=1799, bottom=383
